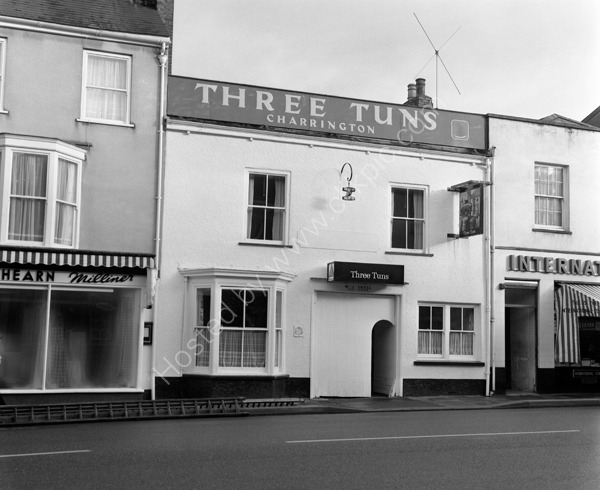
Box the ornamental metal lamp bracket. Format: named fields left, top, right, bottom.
left=340, top=162, right=355, bottom=201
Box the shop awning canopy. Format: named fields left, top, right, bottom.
left=555, top=283, right=600, bottom=364
left=0, top=246, right=155, bottom=270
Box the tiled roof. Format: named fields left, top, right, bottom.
left=539, top=113, right=597, bottom=130
left=0, top=0, right=169, bottom=38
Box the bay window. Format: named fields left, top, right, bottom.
left=182, top=269, right=294, bottom=375
left=0, top=135, right=84, bottom=247
left=81, top=50, right=131, bottom=125
left=419, top=304, right=477, bottom=358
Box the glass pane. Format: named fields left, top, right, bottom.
left=249, top=174, right=266, bottom=206
left=12, top=153, right=47, bottom=197
left=245, top=290, right=268, bottom=329
left=85, top=88, right=127, bottom=121
left=219, top=330, right=242, bottom=367
left=9, top=198, right=45, bottom=241
left=221, top=289, right=244, bottom=327
left=391, top=219, right=407, bottom=248
left=195, top=327, right=210, bottom=367
left=432, top=307, right=443, bottom=330
left=242, top=331, right=266, bottom=367
left=463, top=308, right=474, bottom=331
left=267, top=209, right=284, bottom=241
left=0, top=289, right=47, bottom=389
left=408, top=189, right=424, bottom=218
left=248, top=208, right=265, bottom=239
left=57, top=159, right=77, bottom=203
left=88, top=55, right=127, bottom=90
left=450, top=308, right=461, bottom=330
left=275, top=291, right=282, bottom=330
left=196, top=288, right=211, bottom=326
left=267, top=175, right=285, bottom=207
left=46, top=288, right=140, bottom=389
left=393, top=188, right=407, bottom=218
left=419, top=306, right=430, bottom=330
left=275, top=330, right=282, bottom=368
left=54, top=202, right=75, bottom=246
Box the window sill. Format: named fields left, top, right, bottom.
left=385, top=250, right=433, bottom=257
left=76, top=118, right=135, bottom=129
left=239, top=241, right=293, bottom=248
left=532, top=227, right=572, bottom=235
left=183, top=373, right=289, bottom=379
left=414, top=360, right=484, bottom=367
left=0, top=109, right=8, bottom=115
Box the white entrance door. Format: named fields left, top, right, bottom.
left=312, top=292, right=396, bottom=398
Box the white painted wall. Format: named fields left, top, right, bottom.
left=490, top=117, right=600, bottom=373
left=157, top=122, right=489, bottom=390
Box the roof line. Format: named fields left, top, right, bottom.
left=488, top=113, right=600, bottom=132
left=0, top=15, right=170, bottom=47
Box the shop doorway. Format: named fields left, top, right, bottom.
left=311, top=292, right=396, bottom=398
left=505, top=287, right=537, bottom=393
left=372, top=320, right=395, bottom=396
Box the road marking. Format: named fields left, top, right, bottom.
left=0, top=450, right=91, bottom=459
left=286, top=429, right=580, bottom=444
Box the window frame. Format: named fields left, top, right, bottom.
left=418, top=303, right=478, bottom=360
left=243, top=169, right=290, bottom=246
left=534, top=162, right=569, bottom=232
left=182, top=269, right=293, bottom=376
left=0, top=38, right=6, bottom=113
left=0, top=135, right=85, bottom=248
left=80, top=50, right=132, bottom=126
left=390, top=184, right=427, bottom=252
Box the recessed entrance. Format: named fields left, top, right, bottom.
left=505, top=287, right=537, bottom=393
left=311, top=292, right=396, bottom=398
left=372, top=320, right=395, bottom=396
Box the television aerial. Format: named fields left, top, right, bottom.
left=413, top=13, right=461, bottom=108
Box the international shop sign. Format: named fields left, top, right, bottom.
left=167, top=76, right=487, bottom=151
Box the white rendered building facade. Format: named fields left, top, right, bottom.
left=154, top=78, right=494, bottom=398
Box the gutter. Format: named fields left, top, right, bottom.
left=0, top=16, right=170, bottom=47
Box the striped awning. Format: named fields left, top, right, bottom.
left=0, top=247, right=155, bottom=270
left=555, top=283, right=600, bottom=364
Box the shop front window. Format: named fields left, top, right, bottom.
left=0, top=287, right=140, bottom=390
left=579, top=318, right=600, bottom=367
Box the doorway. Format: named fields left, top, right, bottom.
left=505, top=287, right=537, bottom=393
left=312, top=292, right=396, bottom=398
left=372, top=320, right=395, bottom=396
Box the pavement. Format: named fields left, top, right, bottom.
left=246, top=392, right=600, bottom=415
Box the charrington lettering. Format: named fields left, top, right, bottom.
left=69, top=272, right=134, bottom=284
left=508, top=255, right=600, bottom=276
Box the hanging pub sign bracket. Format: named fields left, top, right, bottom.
left=448, top=180, right=490, bottom=238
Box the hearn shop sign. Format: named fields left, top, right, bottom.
left=167, top=77, right=487, bottom=151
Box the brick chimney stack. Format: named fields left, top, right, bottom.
left=405, top=78, right=433, bottom=108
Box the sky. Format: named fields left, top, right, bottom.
left=171, top=0, right=600, bottom=121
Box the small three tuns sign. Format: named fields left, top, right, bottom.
left=327, top=262, right=405, bottom=285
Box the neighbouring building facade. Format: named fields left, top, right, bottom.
left=0, top=0, right=169, bottom=404
left=490, top=114, right=600, bottom=394
left=155, top=77, right=495, bottom=399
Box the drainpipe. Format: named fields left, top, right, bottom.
left=484, top=147, right=496, bottom=396
left=489, top=147, right=496, bottom=394
left=150, top=42, right=169, bottom=401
